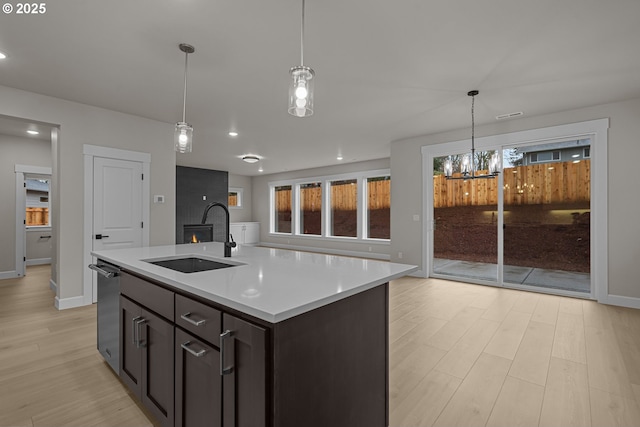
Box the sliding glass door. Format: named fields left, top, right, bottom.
left=502, top=140, right=591, bottom=294
left=430, top=139, right=591, bottom=296
left=432, top=152, right=498, bottom=283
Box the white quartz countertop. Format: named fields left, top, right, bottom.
left=92, top=243, right=417, bottom=323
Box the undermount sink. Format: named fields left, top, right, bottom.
left=145, top=257, right=239, bottom=273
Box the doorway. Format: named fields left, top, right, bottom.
left=83, top=145, right=150, bottom=304
left=423, top=119, right=608, bottom=300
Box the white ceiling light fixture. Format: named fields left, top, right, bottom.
left=242, top=155, right=260, bottom=163
left=444, top=90, right=500, bottom=180
left=174, top=43, right=195, bottom=153
left=288, top=0, right=314, bottom=118
left=228, top=131, right=238, bottom=137
left=0, top=51, right=7, bottom=59
left=27, top=130, right=40, bottom=135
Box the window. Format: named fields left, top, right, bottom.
left=330, top=179, right=357, bottom=237
left=228, top=187, right=243, bottom=208
left=273, top=185, right=292, bottom=233
left=366, top=176, right=391, bottom=239
left=530, top=151, right=560, bottom=163
left=25, top=178, right=50, bottom=227
left=269, top=169, right=390, bottom=242
left=299, top=182, right=322, bottom=235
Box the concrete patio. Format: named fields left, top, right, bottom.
left=433, top=258, right=590, bottom=294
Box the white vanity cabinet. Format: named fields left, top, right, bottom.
left=229, top=222, right=259, bottom=246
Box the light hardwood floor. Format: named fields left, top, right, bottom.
left=390, top=276, right=640, bottom=427
left=2, top=266, right=640, bottom=426
left=0, top=265, right=157, bottom=427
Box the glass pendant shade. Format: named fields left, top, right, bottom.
left=461, top=154, right=472, bottom=175
left=174, top=122, right=193, bottom=153
left=444, top=158, right=453, bottom=177
left=488, top=152, right=500, bottom=175
left=288, top=66, right=314, bottom=117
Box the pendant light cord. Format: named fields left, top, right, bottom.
left=182, top=50, right=189, bottom=123
left=470, top=92, right=475, bottom=176
left=300, top=0, right=305, bottom=66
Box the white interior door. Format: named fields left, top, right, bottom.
left=92, top=157, right=143, bottom=299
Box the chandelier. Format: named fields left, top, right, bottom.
left=444, top=90, right=500, bottom=179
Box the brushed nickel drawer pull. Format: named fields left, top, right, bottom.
left=181, top=312, right=206, bottom=326
left=181, top=341, right=207, bottom=358
left=220, top=329, right=234, bottom=375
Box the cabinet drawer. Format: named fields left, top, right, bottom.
left=121, top=272, right=174, bottom=321
left=175, top=294, right=221, bottom=344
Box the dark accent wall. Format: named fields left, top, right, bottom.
left=176, top=166, right=228, bottom=244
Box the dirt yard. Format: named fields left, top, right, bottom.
left=434, top=204, right=590, bottom=273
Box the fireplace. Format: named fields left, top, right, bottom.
left=183, top=224, right=214, bottom=244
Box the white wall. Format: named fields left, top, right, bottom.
left=0, top=85, right=176, bottom=304
left=252, top=158, right=391, bottom=258
left=391, top=96, right=640, bottom=302
left=0, top=133, right=51, bottom=272
left=229, top=173, right=253, bottom=223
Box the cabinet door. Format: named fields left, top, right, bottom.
left=175, top=328, right=222, bottom=427
left=140, top=308, right=175, bottom=427
left=222, top=314, right=266, bottom=427
left=120, top=296, right=142, bottom=396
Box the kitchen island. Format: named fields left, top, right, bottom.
left=92, top=243, right=417, bottom=427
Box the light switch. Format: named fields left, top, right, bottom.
left=413, top=214, right=420, bottom=221
left=203, top=195, right=207, bottom=201
left=153, top=195, right=165, bottom=204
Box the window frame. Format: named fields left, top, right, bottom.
left=269, top=169, right=390, bottom=243
left=228, top=187, right=243, bottom=209
left=25, top=176, right=51, bottom=229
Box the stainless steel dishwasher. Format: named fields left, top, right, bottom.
left=89, top=260, right=121, bottom=373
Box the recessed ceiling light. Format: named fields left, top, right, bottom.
left=337, top=155, right=343, bottom=161
left=27, top=130, right=39, bottom=135
left=0, top=52, right=6, bottom=59
left=572, top=154, right=580, bottom=158
left=258, top=167, right=264, bottom=172
left=242, top=155, right=260, bottom=163
left=228, top=131, right=238, bottom=137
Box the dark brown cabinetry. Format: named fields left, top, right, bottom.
left=175, top=328, right=221, bottom=427
left=115, top=270, right=388, bottom=427
left=221, top=314, right=266, bottom=427
left=120, top=295, right=175, bottom=427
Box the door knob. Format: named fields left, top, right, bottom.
left=95, top=234, right=110, bottom=239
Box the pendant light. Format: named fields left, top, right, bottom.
left=175, top=43, right=195, bottom=153
left=444, top=90, right=500, bottom=179
left=288, top=0, right=315, bottom=117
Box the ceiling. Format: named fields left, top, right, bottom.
left=1, top=0, right=639, bottom=176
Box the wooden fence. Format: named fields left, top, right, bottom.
left=433, top=160, right=590, bottom=208
left=26, top=207, right=49, bottom=226
left=274, top=180, right=391, bottom=212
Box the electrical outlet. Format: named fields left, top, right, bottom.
left=368, top=246, right=372, bottom=252
left=413, top=214, right=420, bottom=221
left=398, top=252, right=403, bottom=259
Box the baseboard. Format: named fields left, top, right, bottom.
left=55, top=295, right=88, bottom=310
left=26, top=258, right=52, bottom=266
left=603, top=294, right=640, bottom=310
left=408, top=269, right=426, bottom=278
left=259, top=242, right=390, bottom=261
left=0, top=270, right=19, bottom=280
